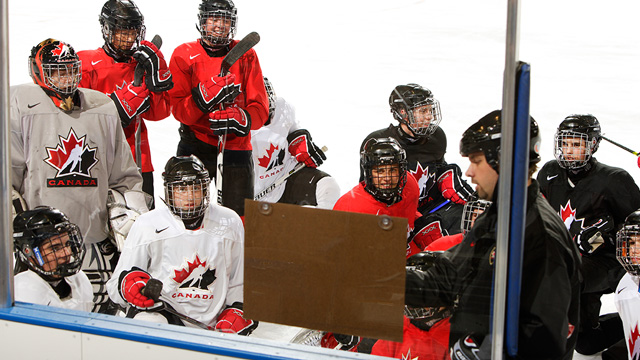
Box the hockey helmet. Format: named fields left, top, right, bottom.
left=197, top=0, right=237, bottom=48
left=405, top=251, right=452, bottom=330
left=460, top=110, right=541, bottom=172
left=263, top=76, right=276, bottom=125
left=554, top=114, right=601, bottom=170
left=460, top=196, right=491, bottom=234
left=99, top=0, right=145, bottom=60
left=361, top=137, right=408, bottom=205
left=617, top=210, right=640, bottom=276
left=163, top=155, right=211, bottom=220
left=389, top=84, right=442, bottom=138
left=13, top=206, right=85, bottom=281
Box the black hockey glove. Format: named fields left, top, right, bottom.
left=575, top=217, right=613, bottom=255
left=132, top=40, right=173, bottom=92
left=437, top=164, right=474, bottom=205
left=209, top=105, right=251, bottom=137
left=287, top=129, right=326, bottom=168
left=110, top=82, right=151, bottom=128
left=191, top=74, right=241, bottom=114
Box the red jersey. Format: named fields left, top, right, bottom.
left=77, top=47, right=171, bottom=172
left=371, top=316, right=451, bottom=360
left=333, top=175, right=421, bottom=256
left=426, top=233, right=464, bottom=252
left=168, top=40, right=268, bottom=150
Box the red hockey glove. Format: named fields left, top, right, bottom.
left=410, top=215, right=446, bottom=251
left=192, top=74, right=241, bottom=113
left=118, top=267, right=162, bottom=310
left=637, top=155, right=640, bottom=168
left=214, top=302, right=258, bottom=335
left=209, top=106, right=251, bottom=137
left=320, top=332, right=360, bottom=351
left=287, top=129, right=326, bottom=168
left=110, top=82, right=151, bottom=128
left=437, top=164, right=474, bottom=205
left=133, top=40, right=173, bottom=92
left=575, top=217, right=612, bottom=255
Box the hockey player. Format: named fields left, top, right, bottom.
left=169, top=0, right=269, bottom=217
left=11, top=38, right=145, bottom=313
left=537, top=114, right=640, bottom=358
left=615, top=210, right=640, bottom=360
left=13, top=206, right=93, bottom=312
left=78, top=0, right=173, bottom=208
left=251, top=77, right=340, bottom=209
left=106, top=155, right=257, bottom=335
left=406, top=110, right=581, bottom=359
left=360, top=84, right=473, bottom=240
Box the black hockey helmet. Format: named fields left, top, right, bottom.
left=405, top=251, right=452, bottom=330
left=263, top=76, right=276, bottom=125
left=617, top=210, right=640, bottom=276
left=162, top=155, right=211, bottom=220
left=460, top=110, right=541, bottom=172
left=554, top=114, right=601, bottom=170
left=460, top=195, right=492, bottom=234
left=361, top=137, right=408, bottom=205
left=197, top=0, right=237, bottom=48
left=13, top=206, right=85, bottom=281
left=29, top=38, right=82, bottom=110
left=99, top=0, right=145, bottom=60
left=389, top=84, right=442, bottom=138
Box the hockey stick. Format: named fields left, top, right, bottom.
left=601, top=135, right=639, bottom=156
left=141, top=278, right=214, bottom=330
left=133, top=34, right=163, bottom=172
left=253, top=146, right=328, bottom=201
left=215, top=32, right=261, bottom=205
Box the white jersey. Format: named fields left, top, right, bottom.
left=614, top=273, right=640, bottom=360
left=15, top=269, right=93, bottom=312
left=107, top=202, right=245, bottom=327
left=251, top=96, right=300, bottom=203
left=10, top=84, right=143, bottom=244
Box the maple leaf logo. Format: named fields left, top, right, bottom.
left=409, top=163, right=436, bottom=202
left=401, top=349, right=418, bottom=360
left=44, top=128, right=98, bottom=177
left=629, top=324, right=640, bottom=359
left=560, top=200, right=577, bottom=229
left=51, top=42, right=71, bottom=58
left=172, top=255, right=217, bottom=290
left=258, top=143, right=279, bottom=168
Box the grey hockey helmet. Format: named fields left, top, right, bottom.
left=99, top=0, right=146, bottom=59
left=617, top=210, right=640, bottom=276
left=389, top=84, right=442, bottom=138
left=361, top=137, right=408, bottom=204
left=554, top=114, right=601, bottom=170
left=163, top=155, right=211, bottom=221
left=13, top=206, right=85, bottom=281
left=263, top=76, right=276, bottom=125
left=197, top=0, right=237, bottom=48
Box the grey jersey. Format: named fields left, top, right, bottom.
left=11, top=84, right=143, bottom=244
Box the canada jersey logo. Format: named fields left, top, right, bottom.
left=409, top=163, right=437, bottom=205
left=257, top=142, right=286, bottom=180
left=628, top=323, right=640, bottom=359
left=172, top=255, right=217, bottom=291
left=44, top=128, right=98, bottom=187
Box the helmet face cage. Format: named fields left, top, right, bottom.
left=617, top=225, right=640, bottom=276
left=198, top=3, right=237, bottom=47
left=398, top=98, right=442, bottom=137
left=14, top=221, right=84, bottom=280
left=29, top=40, right=82, bottom=96
left=165, top=177, right=211, bottom=220
left=361, top=139, right=408, bottom=202
left=461, top=199, right=491, bottom=234
left=100, top=0, right=146, bottom=58
left=263, top=77, right=276, bottom=124
left=554, top=130, right=596, bottom=169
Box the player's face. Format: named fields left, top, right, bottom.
left=38, top=233, right=73, bottom=276
left=410, top=104, right=435, bottom=130
left=371, top=164, right=400, bottom=190
left=47, top=64, right=77, bottom=92
left=113, top=28, right=139, bottom=51
left=628, top=234, right=640, bottom=265
left=172, top=183, right=205, bottom=211
left=203, top=16, right=232, bottom=44
left=465, top=152, right=499, bottom=201
left=561, top=136, right=587, bottom=162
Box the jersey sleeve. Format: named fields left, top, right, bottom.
left=315, top=176, right=341, bottom=210
left=10, top=87, right=27, bottom=193
left=224, top=216, right=245, bottom=306
left=168, top=43, right=211, bottom=126
left=107, top=107, right=144, bottom=193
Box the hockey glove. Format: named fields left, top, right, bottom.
left=287, top=129, right=326, bottom=168
left=320, top=332, right=360, bottom=351
left=451, top=334, right=487, bottom=360
left=437, top=164, right=474, bottom=205
left=410, top=215, right=446, bottom=251
left=191, top=74, right=241, bottom=113
left=209, top=106, right=251, bottom=137
left=575, top=217, right=613, bottom=255
left=118, top=267, right=162, bottom=311
left=214, top=302, right=258, bottom=336
left=107, top=189, right=151, bottom=251
left=132, top=40, right=173, bottom=92
left=11, top=188, right=27, bottom=221
left=110, top=82, right=151, bottom=128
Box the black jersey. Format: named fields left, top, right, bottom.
left=537, top=158, right=640, bottom=254
left=360, top=124, right=447, bottom=212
